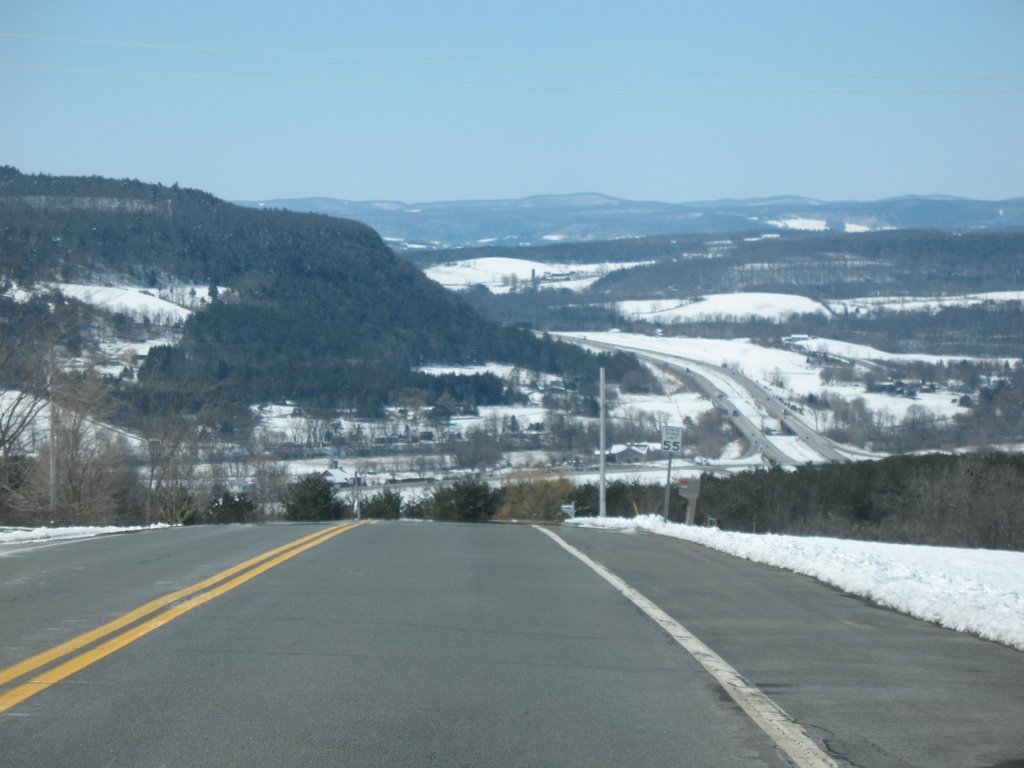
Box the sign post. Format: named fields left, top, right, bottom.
left=677, top=476, right=702, bottom=525
left=661, top=425, right=683, bottom=519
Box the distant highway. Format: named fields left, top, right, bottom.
left=557, top=334, right=851, bottom=466
left=3, top=523, right=1021, bottom=767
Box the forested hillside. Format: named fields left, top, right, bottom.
left=0, top=167, right=637, bottom=419
left=592, top=229, right=1024, bottom=298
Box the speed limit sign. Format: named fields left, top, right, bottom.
left=661, top=425, right=683, bottom=454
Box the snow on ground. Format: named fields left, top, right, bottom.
left=53, top=284, right=191, bottom=322
left=416, top=363, right=519, bottom=378
left=470, top=405, right=549, bottom=431
left=565, top=515, right=1024, bottom=651
left=97, top=336, right=181, bottom=365
left=567, top=466, right=704, bottom=487
left=0, top=524, right=169, bottom=546
left=0, top=390, right=146, bottom=454
left=557, top=331, right=993, bottom=423
left=764, top=435, right=830, bottom=464
left=424, top=257, right=553, bottom=292
left=764, top=217, right=829, bottom=231
left=614, top=389, right=709, bottom=425
left=45, top=282, right=231, bottom=324
left=828, top=291, right=1024, bottom=316
left=819, top=383, right=968, bottom=423
left=615, top=293, right=830, bottom=323
left=561, top=331, right=822, bottom=395
left=423, top=257, right=652, bottom=294
left=791, top=336, right=1015, bottom=367
left=610, top=288, right=1024, bottom=326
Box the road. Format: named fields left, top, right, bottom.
left=1, top=523, right=1021, bottom=767
left=559, top=334, right=851, bottom=466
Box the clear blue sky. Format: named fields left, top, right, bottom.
left=2, top=1, right=1022, bottom=203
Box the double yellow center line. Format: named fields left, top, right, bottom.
left=0, top=521, right=367, bottom=715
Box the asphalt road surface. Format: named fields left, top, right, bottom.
left=1, top=522, right=1021, bottom=767
left=559, top=334, right=852, bottom=466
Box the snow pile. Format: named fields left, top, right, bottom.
left=565, top=515, right=1024, bottom=651
left=0, top=524, right=169, bottom=545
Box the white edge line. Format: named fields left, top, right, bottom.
left=534, top=525, right=839, bottom=768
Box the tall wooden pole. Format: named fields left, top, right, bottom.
left=599, top=367, right=606, bottom=517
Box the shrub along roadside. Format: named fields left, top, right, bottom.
left=284, top=473, right=351, bottom=521
left=277, top=453, right=1024, bottom=550
left=698, top=452, right=1023, bottom=550
left=186, top=490, right=259, bottom=525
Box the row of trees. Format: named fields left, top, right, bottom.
left=278, top=474, right=684, bottom=525
left=10, top=407, right=1019, bottom=552
left=595, top=229, right=1024, bottom=301
left=698, top=453, right=1024, bottom=550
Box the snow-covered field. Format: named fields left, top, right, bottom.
left=614, top=290, right=1024, bottom=326
left=762, top=216, right=829, bottom=231
left=424, top=257, right=652, bottom=294
left=827, top=291, right=1024, bottom=316
left=54, top=284, right=192, bottom=322
left=615, top=293, right=830, bottom=323
left=791, top=335, right=1017, bottom=368
left=51, top=283, right=225, bottom=323
left=416, top=252, right=1023, bottom=323
left=566, top=515, right=1024, bottom=652
left=629, top=291, right=1022, bottom=334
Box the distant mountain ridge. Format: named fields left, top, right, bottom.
left=235, top=192, right=1024, bottom=249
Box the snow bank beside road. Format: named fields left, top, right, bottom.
left=565, top=515, right=1024, bottom=651
left=0, top=524, right=169, bottom=546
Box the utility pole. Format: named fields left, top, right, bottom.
left=48, top=351, right=57, bottom=520
left=599, top=367, right=606, bottom=517
left=49, top=394, right=57, bottom=520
